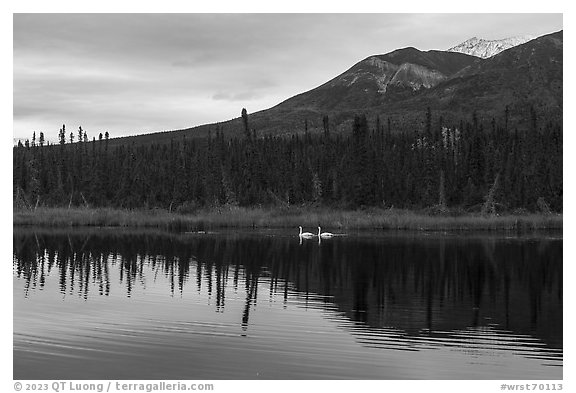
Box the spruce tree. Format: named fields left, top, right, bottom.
left=241, top=108, right=250, bottom=141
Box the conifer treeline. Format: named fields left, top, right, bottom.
left=13, top=108, right=562, bottom=213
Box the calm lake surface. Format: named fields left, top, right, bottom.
left=13, top=228, right=562, bottom=380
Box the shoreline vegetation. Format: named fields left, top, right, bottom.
left=13, top=206, right=562, bottom=232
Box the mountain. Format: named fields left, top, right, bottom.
left=277, top=47, right=479, bottom=112
left=447, top=35, right=535, bottom=59
left=409, top=30, right=562, bottom=123
left=270, top=30, right=562, bottom=131
left=109, top=30, right=562, bottom=147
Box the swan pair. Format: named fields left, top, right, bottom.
left=298, top=226, right=334, bottom=239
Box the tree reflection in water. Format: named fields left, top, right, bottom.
left=13, top=228, right=562, bottom=354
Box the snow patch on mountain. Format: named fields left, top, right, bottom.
left=447, top=36, right=534, bottom=59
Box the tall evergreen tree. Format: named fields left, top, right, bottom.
left=241, top=108, right=250, bottom=141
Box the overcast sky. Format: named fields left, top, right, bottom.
left=13, top=13, right=563, bottom=142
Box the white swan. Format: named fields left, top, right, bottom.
left=299, top=226, right=315, bottom=238
left=318, top=226, right=334, bottom=238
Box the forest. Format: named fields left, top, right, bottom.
left=13, top=107, right=562, bottom=215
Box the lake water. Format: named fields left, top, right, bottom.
left=13, top=228, right=562, bottom=380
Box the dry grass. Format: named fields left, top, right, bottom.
left=13, top=206, right=563, bottom=232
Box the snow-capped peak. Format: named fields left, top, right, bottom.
left=447, top=35, right=534, bottom=59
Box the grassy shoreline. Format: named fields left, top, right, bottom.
left=13, top=206, right=562, bottom=232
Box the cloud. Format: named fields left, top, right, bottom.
left=212, top=91, right=260, bottom=101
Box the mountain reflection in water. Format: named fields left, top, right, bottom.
left=13, top=228, right=562, bottom=380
